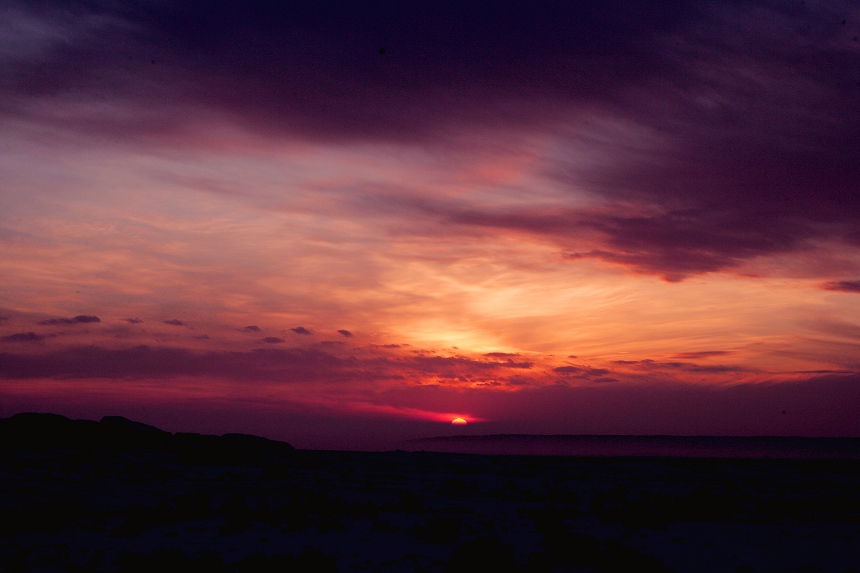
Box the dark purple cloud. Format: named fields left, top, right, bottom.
left=123, top=318, right=143, bottom=324
left=412, top=355, right=533, bottom=372
left=163, top=319, right=185, bottom=326
left=613, top=358, right=752, bottom=374
left=0, top=316, right=10, bottom=323
left=290, top=327, right=312, bottom=335
left=0, top=1, right=694, bottom=141
left=242, top=325, right=261, bottom=332
left=822, top=280, right=860, bottom=293
left=673, top=351, right=731, bottom=359
left=337, top=329, right=353, bottom=337
left=38, top=315, right=100, bottom=325
left=404, top=200, right=823, bottom=280
left=1, top=332, right=45, bottom=343
left=553, top=365, right=611, bottom=379
left=260, top=337, right=284, bottom=344
left=3, top=1, right=859, bottom=280
left=0, top=344, right=535, bottom=384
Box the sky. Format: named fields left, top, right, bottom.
left=1, top=0, right=860, bottom=449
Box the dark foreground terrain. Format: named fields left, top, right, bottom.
left=2, top=413, right=859, bottom=572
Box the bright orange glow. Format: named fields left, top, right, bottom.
left=451, top=417, right=468, bottom=425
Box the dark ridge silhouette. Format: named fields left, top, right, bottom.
left=0, top=413, right=295, bottom=460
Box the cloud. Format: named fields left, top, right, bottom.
left=242, top=325, right=261, bottom=332
left=2, top=0, right=859, bottom=284
left=673, top=351, right=731, bottom=359
left=1, top=332, right=45, bottom=343
left=163, top=319, right=185, bottom=326
left=0, top=345, right=354, bottom=381
left=0, top=316, right=10, bottom=323
left=553, top=365, right=611, bottom=378
left=123, top=318, right=143, bottom=324
left=337, top=329, right=353, bottom=337
left=418, top=201, right=817, bottom=280
left=38, top=315, right=101, bottom=325
left=0, top=1, right=726, bottom=148
left=0, top=344, right=537, bottom=387
left=290, top=327, right=312, bottom=335
left=822, top=281, right=860, bottom=293
left=612, top=358, right=752, bottom=374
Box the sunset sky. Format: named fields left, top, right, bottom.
left=2, top=0, right=859, bottom=449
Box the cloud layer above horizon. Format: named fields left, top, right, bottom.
left=2, top=0, right=859, bottom=446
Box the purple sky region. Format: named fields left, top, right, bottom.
left=1, top=0, right=860, bottom=449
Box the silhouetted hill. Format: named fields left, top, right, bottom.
left=0, top=412, right=295, bottom=462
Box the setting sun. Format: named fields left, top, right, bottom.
left=451, top=417, right=468, bottom=425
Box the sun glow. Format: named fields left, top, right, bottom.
left=451, top=417, right=468, bottom=425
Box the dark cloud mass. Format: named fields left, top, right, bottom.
left=163, top=319, right=185, bottom=326
left=553, top=365, right=611, bottom=378
left=0, top=0, right=686, bottom=139
left=822, top=280, right=860, bottom=293
left=337, top=329, right=353, bottom=337
left=38, top=315, right=101, bottom=325
left=2, top=0, right=859, bottom=281
left=290, top=327, right=312, bottom=335
left=260, top=337, right=284, bottom=344
left=242, top=325, right=261, bottom=332
left=612, top=358, right=752, bottom=374
left=1, top=332, right=45, bottom=343
left=673, top=351, right=732, bottom=360
left=123, top=318, right=143, bottom=324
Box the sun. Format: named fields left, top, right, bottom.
left=451, top=417, right=467, bottom=425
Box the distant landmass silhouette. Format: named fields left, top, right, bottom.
left=0, top=412, right=295, bottom=460
left=3, top=412, right=860, bottom=571
left=404, top=434, right=860, bottom=459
